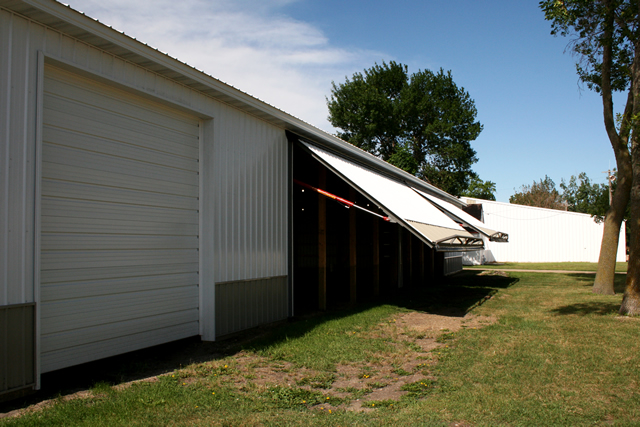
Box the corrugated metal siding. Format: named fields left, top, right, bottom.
left=40, top=64, right=201, bottom=373
left=1, top=7, right=289, bottom=351
left=206, top=104, right=288, bottom=339
left=443, top=252, right=463, bottom=276
left=215, top=276, right=288, bottom=337
left=461, top=198, right=627, bottom=263
left=212, top=109, right=288, bottom=282
left=0, top=303, right=35, bottom=395
left=0, top=8, right=41, bottom=307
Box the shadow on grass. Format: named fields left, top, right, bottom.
left=0, top=270, right=516, bottom=414
left=550, top=301, right=621, bottom=316
left=570, top=273, right=627, bottom=294
left=245, top=270, right=518, bottom=354
left=390, top=270, right=519, bottom=316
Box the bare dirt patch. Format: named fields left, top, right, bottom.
left=204, top=310, right=496, bottom=412
left=1, top=309, right=497, bottom=418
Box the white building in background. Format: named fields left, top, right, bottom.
left=461, top=197, right=626, bottom=264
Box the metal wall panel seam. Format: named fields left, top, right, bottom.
left=19, top=18, right=31, bottom=304
left=8, top=13, right=28, bottom=305
left=0, top=10, right=13, bottom=305
left=33, top=49, right=44, bottom=390
left=198, top=118, right=204, bottom=337
left=241, top=118, right=248, bottom=281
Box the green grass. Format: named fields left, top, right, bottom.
left=464, top=261, right=628, bottom=272
left=2, top=271, right=638, bottom=426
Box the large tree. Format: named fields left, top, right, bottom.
left=560, top=172, right=610, bottom=217
left=510, top=176, right=567, bottom=210
left=327, top=61, right=483, bottom=196
left=540, top=0, right=637, bottom=303
left=461, top=176, right=497, bottom=201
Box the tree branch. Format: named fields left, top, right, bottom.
left=602, top=0, right=622, bottom=151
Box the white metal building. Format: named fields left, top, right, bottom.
left=461, top=197, right=626, bottom=264
left=0, top=0, right=506, bottom=397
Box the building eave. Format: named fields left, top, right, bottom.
left=0, top=0, right=466, bottom=208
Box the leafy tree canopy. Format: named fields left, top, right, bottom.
left=510, top=176, right=566, bottom=210
left=560, top=172, right=610, bottom=219
left=327, top=61, right=483, bottom=196
left=510, top=172, right=623, bottom=222
left=540, top=0, right=638, bottom=94
left=460, top=176, right=497, bottom=201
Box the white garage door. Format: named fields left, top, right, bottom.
left=40, top=65, right=200, bottom=372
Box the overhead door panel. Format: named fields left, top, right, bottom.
left=302, top=143, right=482, bottom=250
left=413, top=188, right=508, bottom=242
left=40, top=64, right=200, bottom=373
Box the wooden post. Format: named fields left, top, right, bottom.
left=318, top=168, right=327, bottom=310
left=408, top=232, right=413, bottom=287
left=349, top=188, right=357, bottom=304
left=390, top=225, right=399, bottom=289
left=373, top=218, right=380, bottom=297
left=397, top=227, right=403, bottom=288
left=428, top=248, right=435, bottom=280
left=419, top=241, right=425, bottom=286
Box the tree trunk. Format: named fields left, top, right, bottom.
left=620, top=1, right=640, bottom=313
left=593, top=164, right=631, bottom=294
left=620, top=157, right=640, bottom=314
left=594, top=0, right=632, bottom=295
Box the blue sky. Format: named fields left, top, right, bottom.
left=66, top=0, right=621, bottom=202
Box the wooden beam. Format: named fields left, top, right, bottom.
left=428, top=248, right=435, bottom=280
left=390, top=225, right=399, bottom=289
left=408, top=232, right=413, bottom=287
left=397, top=226, right=403, bottom=288
left=318, top=168, right=327, bottom=311
left=373, top=217, right=380, bottom=297
left=349, top=188, right=357, bottom=304
left=419, top=240, right=425, bottom=286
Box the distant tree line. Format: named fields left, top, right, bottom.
left=509, top=173, right=621, bottom=221
left=510, top=173, right=610, bottom=216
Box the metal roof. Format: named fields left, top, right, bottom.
left=1, top=0, right=467, bottom=208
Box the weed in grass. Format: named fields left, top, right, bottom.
left=403, top=329, right=426, bottom=340
left=296, top=373, right=335, bottom=389
left=401, top=379, right=437, bottom=398
left=391, top=368, right=412, bottom=376
left=435, top=331, right=455, bottom=343
left=335, top=386, right=372, bottom=399
left=367, top=381, right=388, bottom=389
left=261, top=385, right=324, bottom=408
left=404, top=341, right=423, bottom=352
left=359, top=366, right=377, bottom=379
left=365, top=399, right=397, bottom=408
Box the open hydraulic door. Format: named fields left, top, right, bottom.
left=302, top=142, right=483, bottom=251
left=412, top=188, right=509, bottom=242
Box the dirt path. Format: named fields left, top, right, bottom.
left=1, top=309, right=497, bottom=418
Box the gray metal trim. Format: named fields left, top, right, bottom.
left=34, top=49, right=45, bottom=390
left=215, top=276, right=288, bottom=337
left=287, top=138, right=294, bottom=318
left=0, top=303, right=36, bottom=396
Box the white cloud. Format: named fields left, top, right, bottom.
left=66, top=0, right=382, bottom=131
